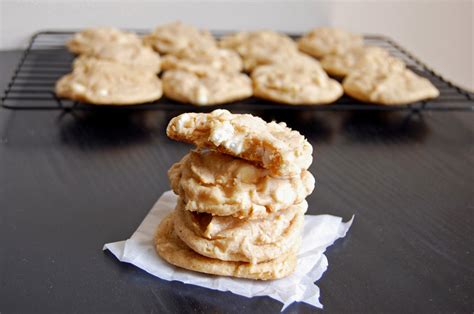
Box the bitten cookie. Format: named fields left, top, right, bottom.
left=298, top=27, right=363, bottom=59
left=166, top=110, right=313, bottom=176
left=56, top=57, right=162, bottom=105
left=155, top=213, right=298, bottom=280
left=162, top=70, right=252, bottom=106
left=143, top=21, right=216, bottom=55
left=252, top=64, right=343, bottom=105
left=343, top=67, right=440, bottom=105
left=173, top=198, right=306, bottom=263
left=161, top=46, right=243, bottom=74
left=168, top=150, right=315, bottom=218
left=78, top=43, right=161, bottom=73
left=67, top=27, right=142, bottom=55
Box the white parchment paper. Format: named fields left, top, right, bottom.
left=103, top=191, right=353, bottom=310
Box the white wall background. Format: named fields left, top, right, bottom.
left=0, top=0, right=472, bottom=90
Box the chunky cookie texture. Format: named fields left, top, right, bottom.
left=161, top=46, right=243, bottom=74
left=343, top=66, right=440, bottom=105
left=143, top=21, right=216, bottom=55
left=298, top=27, right=363, bottom=58
left=169, top=150, right=315, bottom=218
left=55, top=57, right=162, bottom=105
left=162, top=71, right=252, bottom=106
left=158, top=108, right=314, bottom=280
left=166, top=110, right=313, bottom=176
left=78, top=43, right=161, bottom=73
left=219, top=30, right=299, bottom=72
left=155, top=213, right=299, bottom=280
left=67, top=27, right=142, bottom=55
left=173, top=198, right=306, bottom=263
left=252, top=64, right=343, bottom=105
left=321, top=46, right=395, bottom=78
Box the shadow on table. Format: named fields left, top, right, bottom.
left=57, top=110, right=167, bottom=151
left=341, top=111, right=429, bottom=143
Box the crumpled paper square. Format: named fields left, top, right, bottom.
left=104, top=191, right=353, bottom=310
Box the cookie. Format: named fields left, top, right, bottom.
left=161, top=46, right=242, bottom=74
left=155, top=213, right=298, bottom=280
left=162, top=70, right=252, bottom=106
left=56, top=57, right=162, bottom=105
left=258, top=52, right=323, bottom=72
left=321, top=46, right=395, bottom=78
left=79, top=43, right=161, bottom=73
left=342, top=67, right=440, bottom=105
left=169, top=150, right=315, bottom=218
left=219, top=30, right=297, bottom=55
left=298, top=27, right=363, bottom=59
left=166, top=110, right=313, bottom=176
left=173, top=197, right=306, bottom=264
left=67, top=27, right=142, bottom=55
left=352, top=52, right=406, bottom=74
left=143, top=21, right=216, bottom=55
left=252, top=64, right=343, bottom=105
left=242, top=48, right=311, bottom=73
left=219, top=30, right=298, bottom=72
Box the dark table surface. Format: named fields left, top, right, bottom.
left=1, top=50, right=473, bottom=313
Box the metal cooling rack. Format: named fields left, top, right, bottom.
left=2, top=31, right=473, bottom=111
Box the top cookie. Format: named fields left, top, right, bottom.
left=166, top=110, right=313, bottom=176
left=67, top=27, right=142, bottom=55
left=298, top=27, right=363, bottom=59
left=143, top=21, right=216, bottom=55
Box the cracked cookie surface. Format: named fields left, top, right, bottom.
left=166, top=110, right=313, bottom=176
left=162, top=71, right=252, bottom=106
left=169, top=150, right=315, bottom=218
left=56, top=57, right=162, bottom=105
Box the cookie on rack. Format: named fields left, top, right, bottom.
left=79, top=43, right=161, bottom=73
left=155, top=213, right=299, bottom=280
left=252, top=63, right=343, bottom=105
left=162, top=70, right=252, bottom=106
left=173, top=198, right=306, bottom=263
left=342, top=66, right=440, bottom=105
left=168, top=150, right=315, bottom=218
left=166, top=109, right=313, bottom=176
left=67, top=27, right=142, bottom=55
left=143, top=21, right=216, bottom=55
left=56, top=57, right=162, bottom=105
left=161, top=46, right=243, bottom=74
left=219, top=30, right=298, bottom=72
left=219, top=30, right=296, bottom=54
left=321, top=46, right=399, bottom=78
left=298, top=27, right=363, bottom=59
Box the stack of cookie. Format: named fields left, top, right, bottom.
left=56, top=27, right=163, bottom=105
left=144, top=22, right=253, bottom=106
left=298, top=27, right=439, bottom=105
left=155, top=109, right=315, bottom=280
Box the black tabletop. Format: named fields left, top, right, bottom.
left=0, top=50, right=473, bottom=313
